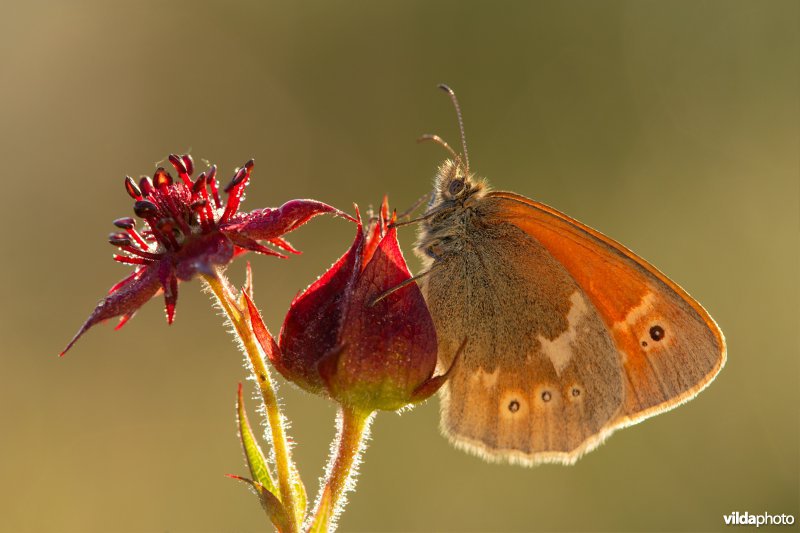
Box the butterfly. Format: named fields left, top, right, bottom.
left=411, top=85, right=726, bottom=465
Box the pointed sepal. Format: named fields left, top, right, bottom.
left=227, top=475, right=292, bottom=533
left=236, top=383, right=278, bottom=496
left=410, top=338, right=466, bottom=403
left=60, top=267, right=161, bottom=356
left=220, top=199, right=354, bottom=243
left=243, top=293, right=287, bottom=377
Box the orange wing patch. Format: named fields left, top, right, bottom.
left=484, top=192, right=726, bottom=424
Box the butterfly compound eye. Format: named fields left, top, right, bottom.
left=448, top=179, right=465, bottom=196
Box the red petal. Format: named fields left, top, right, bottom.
left=362, top=196, right=392, bottom=265
left=60, top=266, right=161, bottom=356
left=380, top=195, right=390, bottom=228
left=334, top=225, right=438, bottom=406
left=277, top=216, right=364, bottom=393
left=362, top=213, right=383, bottom=266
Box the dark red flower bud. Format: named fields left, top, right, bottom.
left=246, top=199, right=456, bottom=411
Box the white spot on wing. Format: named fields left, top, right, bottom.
left=615, top=292, right=656, bottom=330
left=469, top=368, right=499, bottom=388
left=537, top=292, right=588, bottom=376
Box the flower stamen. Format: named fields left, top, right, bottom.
left=117, top=245, right=161, bottom=261
left=207, top=165, right=222, bottom=209
left=221, top=160, right=253, bottom=223
left=124, top=176, right=142, bottom=200
left=108, top=232, right=132, bottom=247
left=154, top=167, right=173, bottom=188
left=139, top=176, right=155, bottom=197
left=113, top=254, right=150, bottom=266
left=168, top=153, right=193, bottom=186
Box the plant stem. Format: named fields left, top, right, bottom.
left=309, top=406, right=374, bottom=532
left=203, top=272, right=300, bottom=533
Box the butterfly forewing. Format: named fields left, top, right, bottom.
left=484, top=192, right=726, bottom=425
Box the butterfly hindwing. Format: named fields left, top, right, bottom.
left=421, top=219, right=626, bottom=464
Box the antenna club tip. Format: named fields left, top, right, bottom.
left=437, top=83, right=454, bottom=95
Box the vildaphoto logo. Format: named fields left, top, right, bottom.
left=723, top=511, right=795, bottom=527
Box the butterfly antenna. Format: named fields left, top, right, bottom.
left=417, top=134, right=459, bottom=160
left=438, top=84, right=470, bottom=176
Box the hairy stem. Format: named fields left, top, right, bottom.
left=203, top=272, right=300, bottom=533
left=309, top=406, right=374, bottom=532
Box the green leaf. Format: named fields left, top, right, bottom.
left=236, top=383, right=278, bottom=496
left=289, top=461, right=307, bottom=525
left=228, top=475, right=291, bottom=533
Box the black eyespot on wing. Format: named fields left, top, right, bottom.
left=649, top=325, right=665, bottom=341
left=508, top=400, right=520, bottom=413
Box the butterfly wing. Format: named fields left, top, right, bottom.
left=483, top=191, right=726, bottom=427
left=422, top=218, right=628, bottom=464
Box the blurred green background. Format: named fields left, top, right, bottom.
left=1, top=1, right=797, bottom=531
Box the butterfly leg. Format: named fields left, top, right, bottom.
left=370, top=262, right=442, bottom=306
left=397, top=191, right=436, bottom=221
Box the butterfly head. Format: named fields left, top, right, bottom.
left=431, top=157, right=486, bottom=208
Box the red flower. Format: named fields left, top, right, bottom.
left=246, top=198, right=459, bottom=411
left=61, top=154, right=346, bottom=356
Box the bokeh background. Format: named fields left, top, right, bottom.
left=1, top=1, right=797, bottom=532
